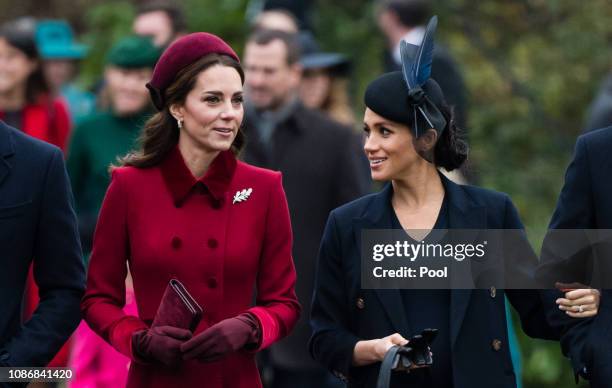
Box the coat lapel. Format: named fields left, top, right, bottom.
left=0, top=122, right=15, bottom=188
left=352, top=183, right=411, bottom=335
left=441, top=175, right=487, bottom=347
left=353, top=176, right=488, bottom=344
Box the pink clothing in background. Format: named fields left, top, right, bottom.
left=69, top=286, right=137, bottom=388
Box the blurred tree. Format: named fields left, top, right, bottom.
left=79, top=2, right=136, bottom=87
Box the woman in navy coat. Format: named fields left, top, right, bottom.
left=309, top=18, right=597, bottom=388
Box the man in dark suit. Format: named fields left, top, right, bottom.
left=242, top=29, right=369, bottom=388
left=0, top=121, right=85, bottom=380
left=539, top=126, right=612, bottom=386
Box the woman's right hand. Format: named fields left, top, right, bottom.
left=353, top=333, right=408, bottom=366
left=353, top=333, right=433, bottom=370
left=373, top=333, right=409, bottom=361
left=132, top=326, right=192, bottom=366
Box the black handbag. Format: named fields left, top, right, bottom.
left=376, top=329, right=438, bottom=388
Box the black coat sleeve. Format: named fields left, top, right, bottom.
left=538, top=136, right=595, bottom=378
left=2, top=148, right=85, bottom=366
left=309, top=211, right=361, bottom=381
left=501, top=195, right=561, bottom=340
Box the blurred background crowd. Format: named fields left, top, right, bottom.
left=1, top=0, right=612, bottom=387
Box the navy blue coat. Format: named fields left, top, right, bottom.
left=0, top=121, right=85, bottom=369
left=309, top=175, right=558, bottom=388
left=540, top=126, right=612, bottom=386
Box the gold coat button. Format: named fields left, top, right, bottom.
left=490, top=286, right=496, bottom=298
left=356, top=297, right=365, bottom=309
left=491, top=339, right=502, bottom=351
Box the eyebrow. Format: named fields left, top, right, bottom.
left=201, top=90, right=244, bottom=97
left=363, top=121, right=391, bottom=128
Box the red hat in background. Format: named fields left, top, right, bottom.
left=146, top=32, right=239, bottom=110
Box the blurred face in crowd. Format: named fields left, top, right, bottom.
left=376, top=10, right=396, bottom=40
left=0, top=37, right=37, bottom=97
left=244, top=39, right=302, bottom=111
left=253, top=11, right=299, bottom=33
left=43, top=59, right=76, bottom=93
left=171, top=65, right=244, bottom=155
left=363, top=107, right=423, bottom=181
left=299, top=68, right=331, bottom=109
left=133, top=10, right=174, bottom=47
left=104, top=66, right=152, bottom=116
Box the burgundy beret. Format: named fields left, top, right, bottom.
left=146, top=32, right=240, bottom=110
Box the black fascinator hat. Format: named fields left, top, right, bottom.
left=365, top=16, right=447, bottom=137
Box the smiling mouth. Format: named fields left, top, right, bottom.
left=369, top=157, right=387, bottom=165
left=213, top=128, right=233, bottom=133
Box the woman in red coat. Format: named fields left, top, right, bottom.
left=81, top=32, right=300, bottom=388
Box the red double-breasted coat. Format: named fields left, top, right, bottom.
left=81, top=146, right=300, bottom=387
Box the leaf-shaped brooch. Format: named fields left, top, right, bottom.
left=232, top=188, right=253, bottom=204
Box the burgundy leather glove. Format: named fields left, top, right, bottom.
left=180, top=313, right=260, bottom=362
left=132, top=326, right=193, bottom=366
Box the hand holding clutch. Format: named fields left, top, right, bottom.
left=132, top=279, right=203, bottom=366
left=180, top=313, right=260, bottom=362
left=132, top=326, right=193, bottom=366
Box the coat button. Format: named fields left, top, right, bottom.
left=207, top=238, right=218, bottom=249
left=171, top=236, right=182, bottom=249
left=356, top=297, right=365, bottom=309
left=211, top=199, right=222, bottom=209
left=207, top=277, right=218, bottom=289
left=174, top=200, right=182, bottom=208
left=491, top=339, right=502, bottom=351
left=490, top=286, right=496, bottom=298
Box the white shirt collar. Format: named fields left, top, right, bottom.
left=392, top=26, right=425, bottom=65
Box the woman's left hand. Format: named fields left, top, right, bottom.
left=555, top=282, right=601, bottom=318
left=181, top=314, right=258, bottom=362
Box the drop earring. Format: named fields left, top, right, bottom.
left=177, top=118, right=183, bottom=129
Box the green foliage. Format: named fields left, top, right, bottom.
left=181, top=0, right=249, bottom=56
left=79, top=2, right=136, bottom=87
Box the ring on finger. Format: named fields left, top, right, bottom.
left=578, top=305, right=584, bottom=313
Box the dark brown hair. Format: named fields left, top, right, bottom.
left=247, top=29, right=301, bottom=65
left=118, top=53, right=245, bottom=168
left=0, top=24, right=49, bottom=104
left=378, top=0, right=431, bottom=28
left=433, top=102, right=468, bottom=171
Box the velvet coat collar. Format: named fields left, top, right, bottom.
left=159, top=145, right=237, bottom=207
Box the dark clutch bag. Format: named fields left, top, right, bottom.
left=376, top=329, right=438, bottom=388
left=151, top=279, right=203, bottom=332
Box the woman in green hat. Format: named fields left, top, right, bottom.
left=67, top=35, right=161, bottom=258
